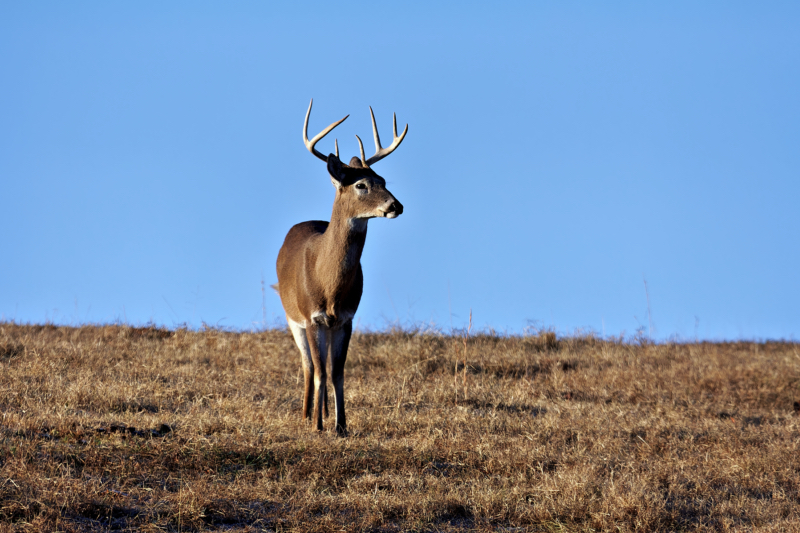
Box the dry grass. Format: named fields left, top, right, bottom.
left=1, top=323, right=799, bottom=532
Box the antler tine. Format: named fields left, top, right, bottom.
left=369, top=106, right=382, bottom=152
left=355, top=135, right=366, bottom=166
left=303, top=99, right=348, bottom=162
left=365, top=107, right=408, bottom=166
left=335, top=139, right=339, bottom=158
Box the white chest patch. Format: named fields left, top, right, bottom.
left=310, top=310, right=354, bottom=329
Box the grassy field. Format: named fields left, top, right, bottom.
left=0, top=323, right=799, bottom=532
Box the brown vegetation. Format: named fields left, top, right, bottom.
left=0, top=323, right=799, bottom=532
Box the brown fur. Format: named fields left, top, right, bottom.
left=276, top=154, right=403, bottom=435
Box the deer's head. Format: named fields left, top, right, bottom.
left=325, top=155, right=403, bottom=220
left=303, top=100, right=406, bottom=223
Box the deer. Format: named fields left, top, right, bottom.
left=274, top=99, right=407, bottom=436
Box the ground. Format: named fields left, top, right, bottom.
left=1, top=323, right=799, bottom=532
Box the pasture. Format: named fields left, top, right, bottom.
left=0, top=323, right=798, bottom=531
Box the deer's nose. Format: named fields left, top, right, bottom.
left=379, top=198, right=403, bottom=218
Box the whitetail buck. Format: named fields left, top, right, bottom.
left=275, top=99, right=407, bottom=436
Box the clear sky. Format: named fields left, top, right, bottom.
left=2, top=2, right=798, bottom=340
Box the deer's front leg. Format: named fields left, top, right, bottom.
left=323, top=360, right=329, bottom=420
left=305, top=323, right=329, bottom=432
left=330, top=321, right=352, bottom=437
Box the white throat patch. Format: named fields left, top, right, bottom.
left=348, top=218, right=368, bottom=232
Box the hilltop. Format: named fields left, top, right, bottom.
left=1, top=323, right=798, bottom=531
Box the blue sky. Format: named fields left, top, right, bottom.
left=2, top=2, right=798, bottom=340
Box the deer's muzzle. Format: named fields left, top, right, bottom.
left=380, top=200, right=403, bottom=218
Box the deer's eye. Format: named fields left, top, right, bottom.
left=355, top=183, right=367, bottom=190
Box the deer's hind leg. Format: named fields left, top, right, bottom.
left=288, top=318, right=314, bottom=420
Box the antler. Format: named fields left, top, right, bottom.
left=364, top=106, right=408, bottom=166
left=303, top=99, right=348, bottom=162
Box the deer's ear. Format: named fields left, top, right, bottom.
left=327, top=154, right=345, bottom=190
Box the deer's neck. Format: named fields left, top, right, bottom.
left=316, top=203, right=367, bottom=289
